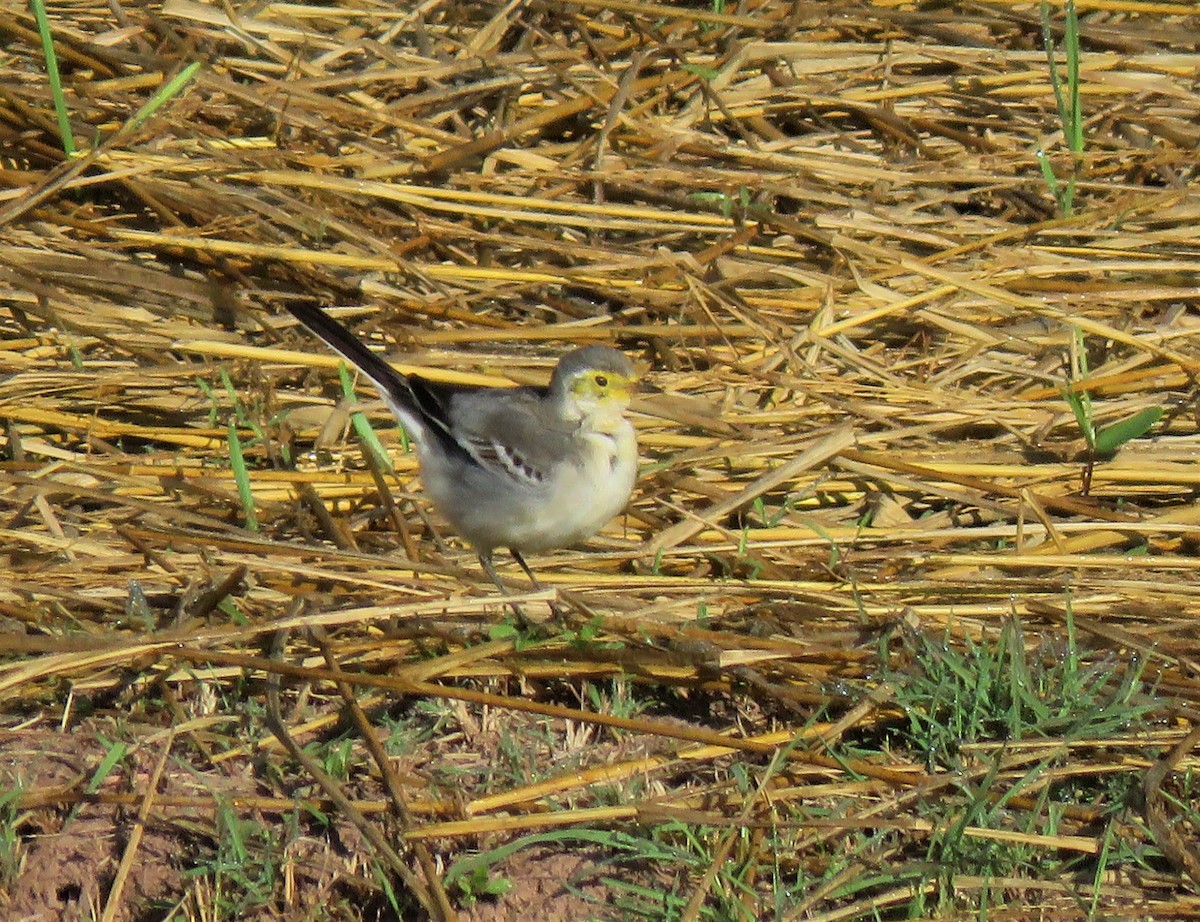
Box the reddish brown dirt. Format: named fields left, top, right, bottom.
left=0, top=729, right=186, bottom=921
left=0, top=729, right=665, bottom=921
left=454, top=846, right=673, bottom=922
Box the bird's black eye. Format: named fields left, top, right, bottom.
left=595, top=374, right=609, bottom=388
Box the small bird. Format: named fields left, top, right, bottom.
left=285, top=303, right=639, bottom=611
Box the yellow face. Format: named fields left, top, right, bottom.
left=571, top=368, right=635, bottom=409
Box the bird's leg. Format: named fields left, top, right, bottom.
left=508, top=550, right=542, bottom=589
left=477, top=549, right=508, bottom=593
left=477, top=550, right=533, bottom=626
left=510, top=550, right=564, bottom=622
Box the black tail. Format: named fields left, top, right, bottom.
left=286, top=303, right=413, bottom=409
left=285, top=303, right=473, bottom=459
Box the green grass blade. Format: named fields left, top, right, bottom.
left=1039, top=0, right=1083, bottom=216
left=1064, top=0, right=1083, bottom=154
left=1039, top=1, right=1068, bottom=132
left=218, top=368, right=250, bottom=427
left=338, top=362, right=395, bottom=473
left=1093, top=406, right=1163, bottom=455
left=227, top=421, right=259, bottom=531
left=86, top=738, right=127, bottom=794
left=1036, top=150, right=1061, bottom=201
left=28, top=0, right=75, bottom=155
left=1063, top=0, right=1082, bottom=213
left=127, top=62, right=201, bottom=134
left=1062, top=388, right=1095, bottom=449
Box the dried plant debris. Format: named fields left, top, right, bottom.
left=2, top=0, right=1200, bottom=919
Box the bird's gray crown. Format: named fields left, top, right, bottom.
left=551, top=345, right=635, bottom=385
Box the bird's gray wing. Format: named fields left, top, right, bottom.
left=447, top=389, right=577, bottom=488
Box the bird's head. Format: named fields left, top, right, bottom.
left=552, top=345, right=637, bottom=428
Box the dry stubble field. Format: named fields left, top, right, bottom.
left=1, top=0, right=1200, bottom=919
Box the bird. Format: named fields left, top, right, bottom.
left=284, top=302, right=639, bottom=614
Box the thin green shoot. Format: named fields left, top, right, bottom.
left=182, top=800, right=280, bottom=916
left=28, top=0, right=75, bottom=155
left=304, top=737, right=355, bottom=782
left=86, top=736, right=128, bottom=794
left=1038, top=0, right=1083, bottom=215
left=195, top=377, right=220, bottom=427
left=126, top=62, right=201, bottom=135
left=649, top=547, right=666, bottom=576
left=1092, top=406, right=1163, bottom=455
left=682, top=63, right=721, bottom=82
left=369, top=861, right=406, bottom=918
left=218, top=368, right=252, bottom=429
left=1063, top=327, right=1096, bottom=451
left=218, top=597, right=248, bottom=626
left=218, top=368, right=272, bottom=454
left=1088, top=818, right=1117, bottom=920
left=1042, top=0, right=1083, bottom=155
left=1062, top=330, right=1162, bottom=494
left=227, top=421, right=259, bottom=531
left=65, top=735, right=128, bottom=825
left=338, top=362, right=394, bottom=472
left=446, top=828, right=678, bottom=910
left=583, top=678, right=643, bottom=721
left=0, top=784, right=21, bottom=888
left=801, top=516, right=842, bottom=570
